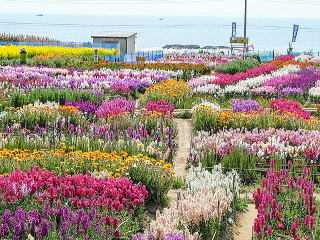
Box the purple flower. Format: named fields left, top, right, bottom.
left=64, top=100, right=100, bottom=114
left=281, top=87, right=303, bottom=96
left=231, top=99, right=262, bottom=114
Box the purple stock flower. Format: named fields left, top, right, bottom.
left=288, top=66, right=320, bottom=90
left=64, top=100, right=100, bottom=114
left=231, top=99, right=262, bottom=114
left=281, top=87, right=303, bottom=96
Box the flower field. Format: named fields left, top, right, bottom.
left=0, top=49, right=319, bottom=239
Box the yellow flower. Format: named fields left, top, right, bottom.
left=161, top=174, right=167, bottom=179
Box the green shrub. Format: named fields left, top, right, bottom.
left=216, top=58, right=260, bottom=75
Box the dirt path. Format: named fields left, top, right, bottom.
left=234, top=203, right=257, bottom=240
left=234, top=192, right=320, bottom=240
left=167, top=119, right=192, bottom=204
left=172, top=119, right=192, bottom=177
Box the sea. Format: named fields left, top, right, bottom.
left=1, top=13, right=320, bottom=52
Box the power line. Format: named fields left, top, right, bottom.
left=1, top=0, right=223, bottom=4
left=258, top=0, right=320, bottom=6
left=1, top=21, right=320, bottom=33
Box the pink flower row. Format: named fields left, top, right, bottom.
left=211, top=64, right=277, bottom=85
left=0, top=168, right=148, bottom=211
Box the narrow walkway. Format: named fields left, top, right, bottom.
left=234, top=192, right=320, bottom=240
left=167, top=119, right=192, bottom=204
left=234, top=203, right=257, bottom=240
left=172, top=119, right=192, bottom=177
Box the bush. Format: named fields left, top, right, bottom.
left=216, top=58, right=260, bottom=75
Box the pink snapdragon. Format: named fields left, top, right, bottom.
left=253, top=161, right=316, bottom=239
left=0, top=168, right=148, bottom=211
left=211, top=64, right=277, bottom=85
left=276, top=54, right=295, bottom=62
left=270, top=99, right=311, bottom=120
left=96, top=98, right=135, bottom=118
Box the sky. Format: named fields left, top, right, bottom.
left=0, top=0, right=320, bottom=18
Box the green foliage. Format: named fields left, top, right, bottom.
left=216, top=58, right=260, bottom=75
left=171, top=177, right=185, bottom=189
left=9, top=88, right=101, bottom=107
left=128, top=164, right=173, bottom=206
left=175, top=110, right=192, bottom=119
left=0, top=58, right=20, bottom=66
left=221, top=148, right=257, bottom=183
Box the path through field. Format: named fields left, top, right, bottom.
left=168, top=118, right=258, bottom=239
left=172, top=119, right=192, bottom=177
left=167, top=119, right=192, bottom=204
left=166, top=119, right=320, bottom=240
left=233, top=203, right=257, bottom=240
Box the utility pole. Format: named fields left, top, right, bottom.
left=244, top=0, right=247, bottom=38
left=244, top=0, right=248, bottom=54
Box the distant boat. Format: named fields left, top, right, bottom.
left=36, top=14, right=44, bottom=16
left=159, top=17, right=163, bottom=20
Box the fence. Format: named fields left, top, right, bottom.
left=252, top=50, right=320, bottom=62
left=0, top=41, right=119, bottom=49
left=104, top=50, right=164, bottom=64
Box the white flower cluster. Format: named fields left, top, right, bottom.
left=192, top=84, right=222, bottom=95
left=186, top=164, right=240, bottom=197
left=309, top=87, right=320, bottom=99
left=191, top=101, right=220, bottom=113
left=28, top=100, right=60, bottom=108
left=294, top=55, right=313, bottom=62
left=145, top=164, right=239, bottom=240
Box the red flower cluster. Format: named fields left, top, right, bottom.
left=275, top=54, right=296, bottom=62
left=253, top=160, right=315, bottom=240
left=0, top=168, right=148, bottom=211
left=144, top=100, right=175, bottom=117
left=270, top=99, right=311, bottom=120
left=211, top=64, right=277, bottom=85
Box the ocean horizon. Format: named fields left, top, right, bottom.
left=1, top=13, right=320, bottom=52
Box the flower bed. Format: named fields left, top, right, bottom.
left=270, top=99, right=311, bottom=120
left=0, top=168, right=147, bottom=239
left=0, top=45, right=115, bottom=59
left=0, top=66, right=181, bottom=98
left=253, top=161, right=317, bottom=239
left=151, top=53, right=237, bottom=67
left=190, top=128, right=320, bottom=181
left=133, top=164, right=240, bottom=239
left=141, top=79, right=192, bottom=109
left=192, top=104, right=320, bottom=132
left=0, top=148, right=174, bottom=204
left=1, top=102, right=84, bottom=130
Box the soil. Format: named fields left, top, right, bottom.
left=167, top=119, right=192, bottom=206
left=233, top=203, right=257, bottom=240
left=172, top=119, right=192, bottom=178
